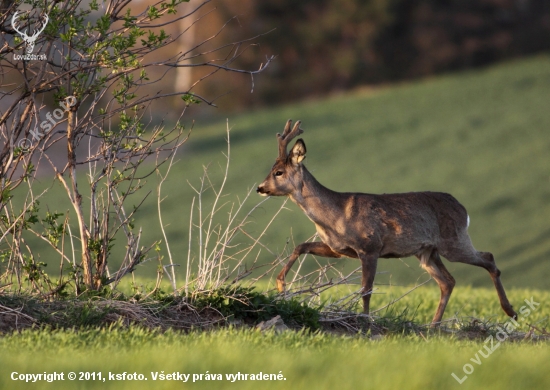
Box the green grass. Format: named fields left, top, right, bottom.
left=3, top=330, right=549, bottom=390
left=1, top=287, right=548, bottom=389
left=13, top=55, right=550, bottom=292
left=369, top=285, right=550, bottom=327
left=0, top=287, right=549, bottom=390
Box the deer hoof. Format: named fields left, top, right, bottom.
left=276, top=278, right=286, bottom=293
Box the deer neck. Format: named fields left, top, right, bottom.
left=289, top=167, right=341, bottom=225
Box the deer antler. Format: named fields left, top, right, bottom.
left=277, top=119, right=304, bottom=159
left=11, top=11, right=28, bottom=39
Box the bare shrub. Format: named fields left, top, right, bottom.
left=0, top=0, right=273, bottom=293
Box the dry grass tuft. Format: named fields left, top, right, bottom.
left=0, top=295, right=224, bottom=333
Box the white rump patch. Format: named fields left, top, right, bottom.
left=467, top=215, right=470, bottom=228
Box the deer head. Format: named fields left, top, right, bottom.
left=12, top=11, right=49, bottom=54
left=257, top=119, right=306, bottom=197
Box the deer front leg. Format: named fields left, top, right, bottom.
left=359, top=254, right=378, bottom=314
left=276, top=242, right=342, bottom=292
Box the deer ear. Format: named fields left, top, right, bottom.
left=290, top=139, right=306, bottom=165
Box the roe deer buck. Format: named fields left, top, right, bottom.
left=256, top=120, right=517, bottom=326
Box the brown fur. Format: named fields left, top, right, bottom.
left=257, top=120, right=517, bottom=326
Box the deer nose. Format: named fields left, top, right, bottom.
left=256, top=185, right=268, bottom=195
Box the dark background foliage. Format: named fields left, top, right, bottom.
left=192, top=0, right=550, bottom=110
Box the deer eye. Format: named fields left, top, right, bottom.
left=274, top=171, right=283, bottom=177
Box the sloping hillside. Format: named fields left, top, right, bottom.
left=27, top=55, right=550, bottom=290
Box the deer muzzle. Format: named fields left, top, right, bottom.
left=256, top=185, right=269, bottom=196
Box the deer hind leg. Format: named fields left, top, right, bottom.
left=276, top=242, right=343, bottom=292
left=441, top=238, right=517, bottom=319
left=417, top=248, right=456, bottom=327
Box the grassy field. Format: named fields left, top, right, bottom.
left=18, top=54, right=550, bottom=292
left=178, top=54, right=550, bottom=290
left=1, top=286, right=549, bottom=390
left=2, top=330, right=550, bottom=390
